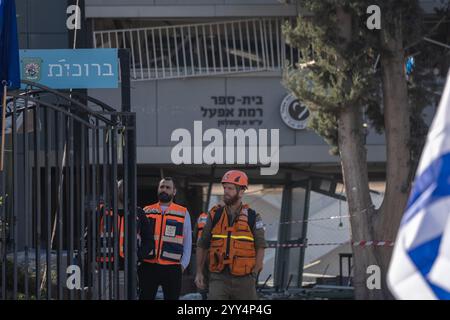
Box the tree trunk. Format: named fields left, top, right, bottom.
left=338, top=104, right=382, bottom=299
left=335, top=8, right=411, bottom=299
left=335, top=7, right=390, bottom=299
left=373, top=18, right=412, bottom=299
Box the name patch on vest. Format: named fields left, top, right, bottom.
left=165, top=225, right=177, bottom=237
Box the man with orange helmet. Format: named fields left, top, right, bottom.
left=194, top=170, right=267, bottom=300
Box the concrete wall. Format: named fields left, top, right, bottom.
left=85, top=0, right=444, bottom=18
left=16, top=0, right=70, bottom=49
left=85, top=0, right=299, bottom=18
left=89, top=74, right=387, bottom=165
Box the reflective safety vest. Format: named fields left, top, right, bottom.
left=97, top=205, right=125, bottom=263
left=196, top=212, right=208, bottom=241
left=209, top=204, right=256, bottom=276
left=142, top=202, right=187, bottom=265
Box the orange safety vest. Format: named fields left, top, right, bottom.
left=196, top=212, right=208, bottom=240
left=209, top=204, right=256, bottom=276
left=142, top=202, right=187, bottom=265
left=97, top=205, right=125, bottom=263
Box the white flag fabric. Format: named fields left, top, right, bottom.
left=387, top=70, right=450, bottom=300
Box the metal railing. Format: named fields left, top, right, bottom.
left=0, top=81, right=137, bottom=300
left=93, top=18, right=301, bottom=81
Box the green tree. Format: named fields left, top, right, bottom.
left=283, top=0, right=447, bottom=299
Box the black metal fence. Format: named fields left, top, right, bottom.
left=0, top=81, right=137, bottom=300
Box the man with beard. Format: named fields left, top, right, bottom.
left=195, top=170, right=266, bottom=300
left=138, top=177, right=192, bottom=300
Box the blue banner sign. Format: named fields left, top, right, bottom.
left=20, top=49, right=118, bottom=89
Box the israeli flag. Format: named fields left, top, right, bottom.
left=387, top=70, right=450, bottom=300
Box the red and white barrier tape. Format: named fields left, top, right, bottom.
left=351, top=240, right=395, bottom=247
left=268, top=242, right=341, bottom=248
left=268, top=240, right=395, bottom=248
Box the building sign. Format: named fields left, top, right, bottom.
left=20, top=49, right=118, bottom=89
left=200, top=95, right=264, bottom=127
left=280, top=94, right=310, bottom=130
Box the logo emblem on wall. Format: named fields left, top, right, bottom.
left=21, top=57, right=43, bottom=81
left=280, top=94, right=310, bottom=130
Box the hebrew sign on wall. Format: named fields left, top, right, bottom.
left=20, top=49, right=118, bottom=89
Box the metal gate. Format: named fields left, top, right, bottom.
left=0, top=80, right=137, bottom=300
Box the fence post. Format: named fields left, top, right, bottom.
left=119, top=49, right=137, bottom=300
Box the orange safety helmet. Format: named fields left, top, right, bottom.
left=221, top=170, right=249, bottom=189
